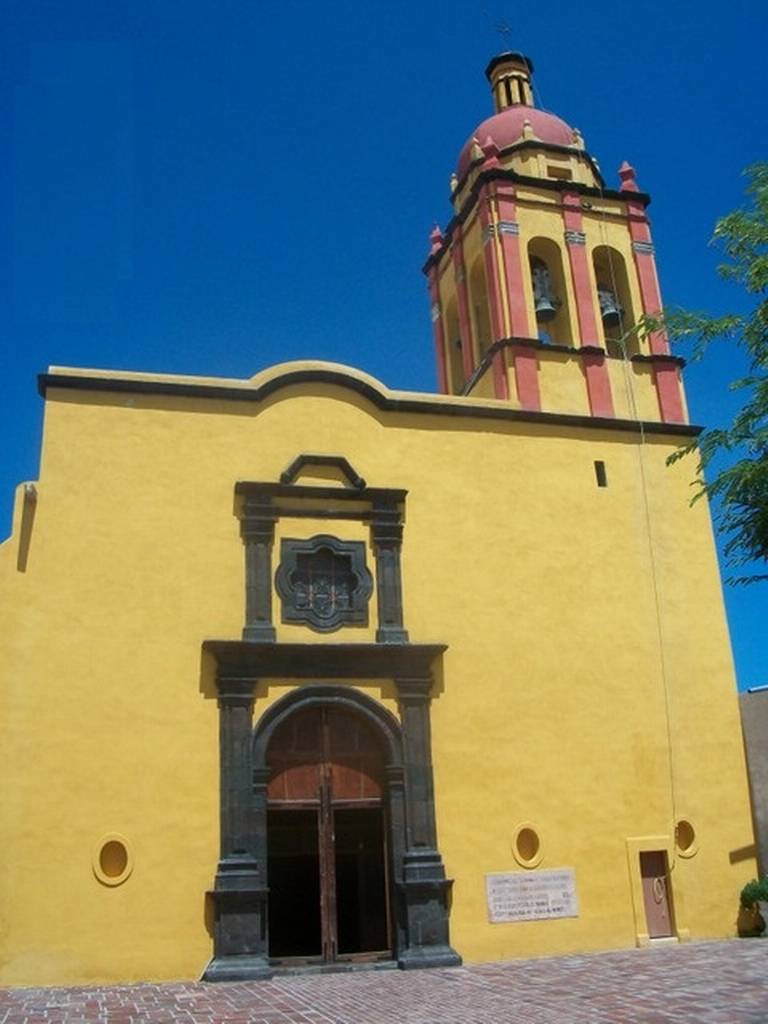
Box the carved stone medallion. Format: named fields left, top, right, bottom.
left=275, top=535, right=373, bottom=632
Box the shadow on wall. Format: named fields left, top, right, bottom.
left=204, top=893, right=215, bottom=941
left=16, top=483, right=37, bottom=572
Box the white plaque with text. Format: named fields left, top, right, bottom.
left=485, top=869, right=579, bottom=923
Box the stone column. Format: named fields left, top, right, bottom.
left=384, top=763, right=408, bottom=957
left=204, top=671, right=272, bottom=982
left=371, top=498, right=409, bottom=644
left=395, top=674, right=461, bottom=969
left=252, top=765, right=271, bottom=895
left=241, top=494, right=277, bottom=642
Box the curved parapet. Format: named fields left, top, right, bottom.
left=40, top=359, right=448, bottom=414
left=38, top=359, right=696, bottom=437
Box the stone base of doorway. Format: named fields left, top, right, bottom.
left=274, top=960, right=399, bottom=977
left=202, top=955, right=274, bottom=982
left=397, top=945, right=462, bottom=970
left=636, top=928, right=690, bottom=948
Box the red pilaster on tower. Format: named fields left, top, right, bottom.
left=451, top=231, right=476, bottom=380
left=478, top=179, right=509, bottom=400
left=494, top=183, right=541, bottom=410
left=562, top=192, right=614, bottom=417
left=427, top=228, right=448, bottom=393
left=621, top=164, right=667, bottom=354
left=620, top=163, right=686, bottom=423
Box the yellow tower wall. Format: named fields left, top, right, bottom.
left=0, top=366, right=755, bottom=984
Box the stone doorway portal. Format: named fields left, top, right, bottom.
left=203, top=654, right=461, bottom=982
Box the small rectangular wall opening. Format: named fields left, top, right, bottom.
left=594, top=460, right=607, bottom=487
left=547, top=165, right=571, bottom=180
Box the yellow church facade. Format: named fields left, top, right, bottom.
left=0, top=53, right=756, bottom=985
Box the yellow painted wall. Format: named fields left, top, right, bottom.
left=453, top=144, right=600, bottom=210
left=536, top=350, right=591, bottom=416
left=607, top=359, right=661, bottom=422
left=468, top=365, right=495, bottom=400
left=0, top=365, right=754, bottom=984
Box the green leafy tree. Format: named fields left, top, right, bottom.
left=649, top=163, right=768, bottom=585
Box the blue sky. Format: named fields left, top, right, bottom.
left=1, top=0, right=766, bottom=687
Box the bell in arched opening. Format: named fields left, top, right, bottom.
left=530, top=256, right=559, bottom=323
left=597, top=285, right=623, bottom=329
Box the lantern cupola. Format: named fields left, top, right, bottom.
left=486, top=51, right=534, bottom=109
left=455, top=52, right=601, bottom=193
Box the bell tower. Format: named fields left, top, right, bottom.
left=424, top=52, right=686, bottom=425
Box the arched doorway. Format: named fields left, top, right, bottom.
left=205, top=666, right=459, bottom=981
left=265, top=703, right=393, bottom=965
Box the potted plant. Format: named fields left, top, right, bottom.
left=739, top=878, right=768, bottom=936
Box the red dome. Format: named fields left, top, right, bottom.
left=458, top=106, right=575, bottom=177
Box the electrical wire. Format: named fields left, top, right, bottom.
left=595, top=189, right=680, bottom=869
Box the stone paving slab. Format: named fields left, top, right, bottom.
left=2, top=940, right=768, bottom=1024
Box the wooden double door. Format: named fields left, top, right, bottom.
left=266, top=705, right=392, bottom=965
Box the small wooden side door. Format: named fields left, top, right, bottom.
left=639, top=850, right=674, bottom=938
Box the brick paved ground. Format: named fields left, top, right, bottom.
left=2, top=940, right=767, bottom=1024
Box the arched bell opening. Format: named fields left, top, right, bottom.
left=528, top=238, right=573, bottom=345
left=592, top=246, right=637, bottom=357
left=253, top=687, right=405, bottom=968
left=443, top=296, right=464, bottom=393
left=469, top=256, right=493, bottom=362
